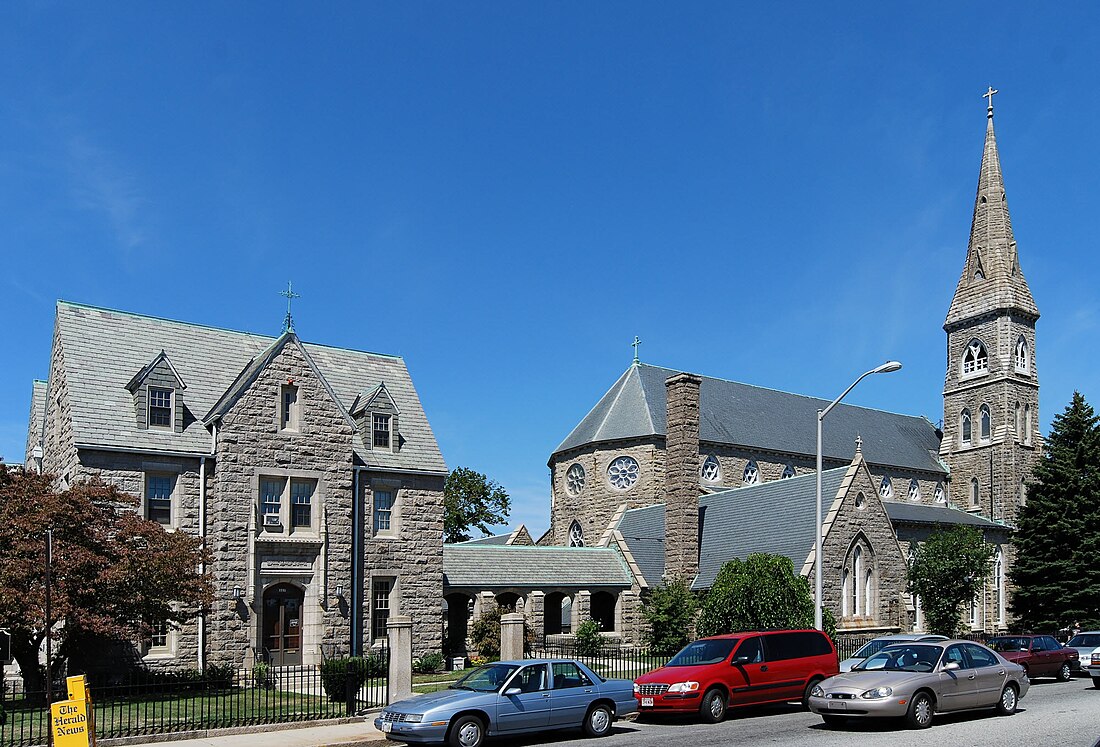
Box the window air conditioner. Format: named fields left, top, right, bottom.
left=263, top=514, right=282, bottom=527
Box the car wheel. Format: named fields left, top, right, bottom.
left=821, top=714, right=846, bottom=728
left=582, top=703, right=613, bottom=737
left=1057, top=662, right=1072, bottom=682
left=801, top=678, right=822, bottom=710
left=904, top=691, right=934, bottom=729
left=1091, top=677, right=1100, bottom=690
left=699, top=688, right=728, bottom=724
left=448, top=715, right=485, bottom=747
left=995, top=683, right=1018, bottom=716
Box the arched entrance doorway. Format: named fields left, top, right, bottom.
left=444, top=593, right=472, bottom=657
left=263, top=583, right=304, bottom=666
left=544, top=592, right=568, bottom=636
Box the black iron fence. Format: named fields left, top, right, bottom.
left=0, top=650, right=387, bottom=747
left=526, top=640, right=670, bottom=681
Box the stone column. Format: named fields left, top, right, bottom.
left=528, top=591, right=545, bottom=643
left=573, top=590, right=592, bottom=630
left=665, top=373, right=702, bottom=582
left=500, top=613, right=525, bottom=661
left=387, top=615, right=414, bottom=703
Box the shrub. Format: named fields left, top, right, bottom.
left=469, top=604, right=535, bottom=658
left=642, top=576, right=698, bottom=656
left=320, top=655, right=385, bottom=701
left=412, top=653, right=444, bottom=674
left=0, top=701, right=6, bottom=726
left=251, top=662, right=273, bottom=689
left=203, top=663, right=237, bottom=690
left=574, top=619, right=602, bottom=656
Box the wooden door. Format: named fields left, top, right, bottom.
left=263, top=583, right=304, bottom=666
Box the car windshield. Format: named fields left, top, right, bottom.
left=987, top=637, right=1030, bottom=652
left=854, top=644, right=940, bottom=673
left=1067, top=634, right=1100, bottom=648
left=452, top=663, right=520, bottom=692
left=852, top=639, right=900, bottom=659
left=667, top=638, right=738, bottom=666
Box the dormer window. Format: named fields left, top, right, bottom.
left=148, top=387, right=173, bottom=429
left=280, top=384, right=299, bottom=431
left=961, top=340, right=988, bottom=377
left=373, top=414, right=391, bottom=449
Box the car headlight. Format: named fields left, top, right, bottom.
left=633, top=682, right=640, bottom=693
left=860, top=687, right=893, bottom=699
left=667, top=681, right=700, bottom=693
left=810, top=685, right=824, bottom=698
left=404, top=714, right=424, bottom=723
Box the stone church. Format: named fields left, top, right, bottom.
left=24, top=304, right=447, bottom=668
left=444, top=100, right=1040, bottom=644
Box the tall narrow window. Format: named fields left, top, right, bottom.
left=568, top=520, right=585, bottom=547
left=994, top=547, right=1005, bottom=625
left=1019, top=478, right=1027, bottom=506
left=1015, top=402, right=1022, bottom=439
left=149, top=387, right=173, bottom=428
left=372, top=579, right=393, bottom=639
left=280, top=385, right=299, bottom=431
left=907, top=480, right=921, bottom=501
left=372, top=414, right=391, bottom=449
left=933, top=483, right=946, bottom=504
left=373, top=489, right=395, bottom=533
left=1024, top=405, right=1033, bottom=445
left=146, top=475, right=172, bottom=525
left=261, top=478, right=283, bottom=522
left=1014, top=337, right=1029, bottom=373
left=969, top=477, right=980, bottom=508
left=852, top=546, right=863, bottom=616
left=290, top=479, right=313, bottom=529
left=841, top=569, right=851, bottom=617
left=980, top=404, right=991, bottom=443
left=961, top=409, right=972, bottom=446
left=962, top=340, right=988, bottom=376
left=879, top=476, right=893, bottom=499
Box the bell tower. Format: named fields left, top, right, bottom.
left=941, top=90, right=1040, bottom=529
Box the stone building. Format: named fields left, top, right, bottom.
left=24, top=303, right=447, bottom=668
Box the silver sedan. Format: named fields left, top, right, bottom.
left=807, top=640, right=1029, bottom=729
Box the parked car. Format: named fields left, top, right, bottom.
left=807, top=640, right=1029, bottom=729
left=373, top=659, right=635, bottom=747
left=839, top=634, right=948, bottom=672
left=985, top=634, right=1078, bottom=681
left=1085, top=646, right=1100, bottom=688
left=633, top=629, right=838, bottom=723
left=1065, top=631, right=1100, bottom=674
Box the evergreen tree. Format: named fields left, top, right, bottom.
left=1011, top=392, right=1100, bottom=630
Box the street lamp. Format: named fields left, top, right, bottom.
left=815, top=361, right=902, bottom=631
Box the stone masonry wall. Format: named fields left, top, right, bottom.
left=40, top=325, right=79, bottom=484
left=664, top=373, right=701, bottom=582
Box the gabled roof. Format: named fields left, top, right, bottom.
left=125, top=350, right=187, bottom=392
left=554, top=363, right=945, bottom=475
left=351, top=381, right=400, bottom=416
left=442, top=545, right=633, bottom=588
left=51, top=301, right=446, bottom=473
left=615, top=504, right=665, bottom=587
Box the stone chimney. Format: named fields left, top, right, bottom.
left=664, top=372, right=702, bottom=583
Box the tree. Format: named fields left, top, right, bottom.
left=641, top=576, right=698, bottom=655
left=443, top=467, right=511, bottom=544
left=1011, top=391, right=1100, bottom=631
left=907, top=526, right=995, bottom=636
left=697, top=553, right=836, bottom=639
left=0, top=467, right=213, bottom=694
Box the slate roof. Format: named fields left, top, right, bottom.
left=442, top=545, right=633, bottom=588
left=884, top=502, right=1011, bottom=532
left=48, top=302, right=447, bottom=473
left=457, top=533, right=512, bottom=546
left=554, top=363, right=945, bottom=475
left=615, top=504, right=665, bottom=587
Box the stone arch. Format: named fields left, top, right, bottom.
left=496, top=591, right=522, bottom=612
left=590, top=591, right=617, bottom=632
left=543, top=591, right=570, bottom=636
left=961, top=339, right=988, bottom=377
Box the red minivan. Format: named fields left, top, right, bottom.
left=634, top=630, right=839, bottom=723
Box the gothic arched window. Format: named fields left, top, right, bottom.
left=961, top=409, right=972, bottom=446
left=980, top=404, right=991, bottom=443
left=994, top=547, right=1005, bottom=625
left=743, top=460, right=759, bottom=486
left=879, top=476, right=893, bottom=499
left=700, top=454, right=721, bottom=483
left=781, top=463, right=795, bottom=479
left=568, top=521, right=585, bottom=548
left=1015, top=402, right=1022, bottom=439
left=844, top=541, right=875, bottom=620
left=933, top=483, right=946, bottom=504
left=907, top=480, right=921, bottom=501
left=969, top=477, right=980, bottom=508
left=1015, top=336, right=1030, bottom=373
left=961, top=339, right=988, bottom=377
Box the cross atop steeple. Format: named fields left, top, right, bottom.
left=983, top=86, right=998, bottom=118
left=631, top=336, right=642, bottom=365
left=279, top=281, right=301, bottom=333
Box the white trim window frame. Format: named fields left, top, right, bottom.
left=960, top=339, right=989, bottom=378
left=145, top=473, right=175, bottom=527
left=148, top=386, right=174, bottom=429
left=372, top=413, right=392, bottom=451
left=371, top=576, right=396, bottom=641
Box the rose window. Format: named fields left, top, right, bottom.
left=607, top=456, right=640, bottom=490
left=566, top=463, right=586, bottom=495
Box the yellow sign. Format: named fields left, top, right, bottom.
left=66, top=675, right=87, bottom=704
left=50, top=698, right=89, bottom=747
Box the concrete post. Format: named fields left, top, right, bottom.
left=387, top=615, right=414, bottom=703
left=500, top=612, right=525, bottom=661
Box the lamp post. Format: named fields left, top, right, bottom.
left=814, top=361, right=902, bottom=631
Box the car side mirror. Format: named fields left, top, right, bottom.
left=504, top=687, right=522, bottom=696
left=732, top=655, right=751, bottom=665
left=942, top=661, right=960, bottom=672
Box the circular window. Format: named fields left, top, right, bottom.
left=607, top=456, right=640, bottom=490
left=566, top=463, right=586, bottom=495
left=701, top=455, right=721, bottom=482
left=743, top=460, right=759, bottom=486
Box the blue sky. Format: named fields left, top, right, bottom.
left=2, top=3, right=1098, bottom=538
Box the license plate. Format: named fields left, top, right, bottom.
left=827, top=701, right=847, bottom=710
left=641, top=697, right=654, bottom=707
left=382, top=722, right=393, bottom=733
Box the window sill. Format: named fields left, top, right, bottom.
left=370, top=532, right=401, bottom=541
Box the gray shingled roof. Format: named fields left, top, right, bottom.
left=50, top=302, right=446, bottom=473
left=884, top=502, right=1011, bottom=532
left=554, top=363, right=945, bottom=475
left=616, top=504, right=665, bottom=587
left=443, top=545, right=632, bottom=588
left=457, top=533, right=512, bottom=546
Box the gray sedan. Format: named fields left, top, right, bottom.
left=807, top=640, right=1029, bottom=729
left=374, top=659, right=637, bottom=747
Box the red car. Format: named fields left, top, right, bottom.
left=985, top=634, right=1078, bottom=681
left=634, top=630, right=838, bottom=723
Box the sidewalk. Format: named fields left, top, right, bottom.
left=99, top=717, right=390, bottom=747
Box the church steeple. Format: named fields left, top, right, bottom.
left=945, top=96, right=1039, bottom=330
